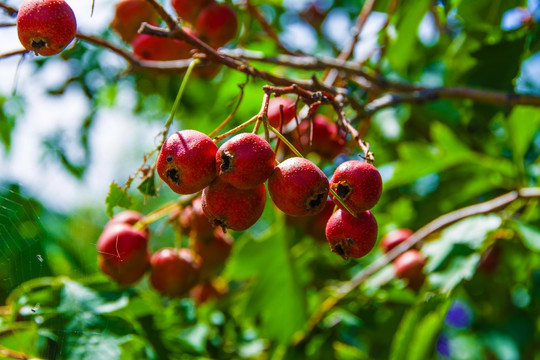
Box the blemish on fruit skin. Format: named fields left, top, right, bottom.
left=335, top=182, right=351, bottom=199
left=166, top=155, right=173, bottom=163
left=166, top=168, right=180, bottom=184
left=220, top=152, right=231, bottom=172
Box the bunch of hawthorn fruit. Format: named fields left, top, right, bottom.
left=13, top=0, right=427, bottom=297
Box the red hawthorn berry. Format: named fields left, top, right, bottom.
left=16, top=0, right=77, bottom=56
left=105, top=210, right=149, bottom=236
left=191, top=228, right=232, bottom=280
left=201, top=178, right=266, bottom=232
left=190, top=281, right=224, bottom=305
left=111, top=0, right=158, bottom=43
left=195, top=3, right=238, bottom=48
left=267, top=97, right=297, bottom=128
left=179, top=197, right=215, bottom=237
left=330, top=160, right=383, bottom=215
left=132, top=30, right=195, bottom=61
left=393, top=249, right=426, bottom=290
left=97, top=223, right=150, bottom=285
left=294, top=115, right=347, bottom=160
left=325, top=209, right=378, bottom=260
left=149, top=248, right=201, bottom=297
left=156, top=130, right=218, bottom=194
left=267, top=157, right=329, bottom=216
left=172, top=0, right=214, bottom=24
left=216, top=133, right=275, bottom=189
left=380, top=228, right=413, bottom=253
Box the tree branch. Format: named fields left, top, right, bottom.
left=293, top=187, right=540, bottom=345
left=0, top=2, right=17, bottom=17
left=0, top=49, right=27, bottom=59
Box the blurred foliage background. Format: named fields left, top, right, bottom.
left=0, top=0, right=540, bottom=359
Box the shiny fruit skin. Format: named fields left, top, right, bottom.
left=97, top=223, right=150, bottom=285
left=195, top=3, right=238, bottom=48
left=393, top=250, right=426, bottom=290
left=325, top=209, right=378, bottom=259
left=156, top=130, right=218, bottom=194
left=380, top=228, right=413, bottom=253
left=330, top=160, right=383, bottom=215
left=295, top=115, right=346, bottom=160
left=267, top=97, right=296, bottom=128
left=111, top=0, right=158, bottom=43
left=201, top=178, right=266, bottom=231
left=132, top=31, right=194, bottom=61
left=172, top=0, right=214, bottom=24
left=149, top=248, right=200, bottom=297
left=192, top=228, right=232, bottom=280
left=216, top=133, right=275, bottom=189
left=268, top=157, right=329, bottom=216
left=17, top=0, right=77, bottom=56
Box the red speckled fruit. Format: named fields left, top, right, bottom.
left=216, top=133, right=275, bottom=189
left=132, top=29, right=195, bottom=61
left=268, top=157, right=329, bottom=216
left=330, top=160, right=382, bottom=215
left=179, top=197, right=214, bottom=237
left=156, top=130, right=218, bottom=194
left=380, top=228, right=413, bottom=253
left=393, top=249, right=426, bottom=290
left=172, top=0, right=214, bottom=24
left=191, top=228, right=232, bottom=280
left=325, top=209, right=378, bottom=260
left=195, top=3, right=237, bottom=48
left=97, top=223, right=150, bottom=285
left=267, top=97, right=296, bottom=128
left=149, top=248, right=200, bottom=297
left=295, top=115, right=346, bottom=160
left=201, top=178, right=266, bottom=231
left=111, top=0, right=158, bottom=43
left=16, top=0, right=77, bottom=56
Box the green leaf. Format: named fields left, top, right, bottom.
left=105, top=182, right=133, bottom=217
left=423, top=214, right=502, bottom=272
left=507, top=106, right=540, bottom=162
left=456, top=0, right=523, bottom=31
left=137, top=171, right=157, bottom=197
left=513, top=220, right=540, bottom=251
left=429, top=254, right=481, bottom=293
left=176, top=323, right=209, bottom=354
left=389, top=295, right=452, bottom=360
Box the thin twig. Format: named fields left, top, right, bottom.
left=293, top=187, right=540, bottom=345
left=0, top=2, right=17, bottom=17
left=0, top=49, right=27, bottom=59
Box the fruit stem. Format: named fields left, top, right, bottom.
left=328, top=187, right=359, bottom=218
left=268, top=125, right=303, bottom=158
left=161, top=58, right=200, bottom=140
left=213, top=114, right=259, bottom=142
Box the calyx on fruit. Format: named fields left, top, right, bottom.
left=325, top=209, right=378, bottom=260
left=216, top=133, right=275, bottom=189
left=268, top=157, right=329, bottom=216
left=16, top=0, right=77, bottom=56
left=156, top=129, right=218, bottom=194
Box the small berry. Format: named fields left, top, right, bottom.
left=157, top=130, right=218, bottom=194
left=172, top=0, right=214, bottom=24
left=325, top=209, right=378, bottom=260
left=106, top=210, right=149, bottom=236
left=393, top=250, right=426, bottom=290
left=267, top=97, right=296, bottom=128
left=201, top=178, right=266, bottom=231
left=195, top=3, right=238, bottom=48
left=192, top=228, right=232, bottom=280
left=16, top=0, right=77, bottom=56
left=268, top=157, right=329, bottom=216
left=97, top=223, right=150, bottom=285
left=111, top=0, right=158, bottom=43
left=294, top=115, right=346, bottom=160
left=380, top=228, right=413, bottom=253
left=149, top=248, right=200, bottom=297
left=330, top=160, right=382, bottom=215
left=216, top=133, right=275, bottom=189
left=190, top=281, right=224, bottom=305
left=179, top=197, right=214, bottom=237
left=132, top=30, right=195, bottom=61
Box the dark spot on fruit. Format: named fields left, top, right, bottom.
left=335, top=182, right=351, bottom=198
left=32, top=39, right=46, bottom=50
left=166, top=155, right=173, bottom=163
left=212, top=219, right=227, bottom=233
left=166, top=168, right=180, bottom=184
left=220, top=152, right=230, bottom=172
left=334, top=244, right=345, bottom=257
left=308, top=192, right=324, bottom=209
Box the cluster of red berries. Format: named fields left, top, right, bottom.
left=111, top=0, right=237, bottom=63
left=97, top=208, right=230, bottom=304
left=380, top=229, right=426, bottom=290
left=156, top=125, right=383, bottom=260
